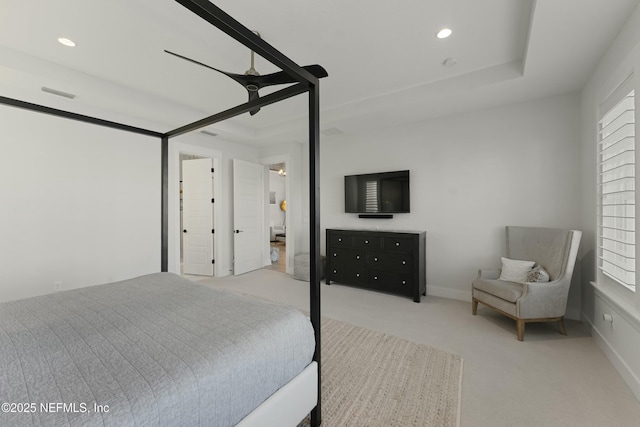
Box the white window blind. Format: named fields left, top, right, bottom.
left=597, top=76, right=636, bottom=291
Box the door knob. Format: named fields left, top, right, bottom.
left=234, top=230, right=243, bottom=233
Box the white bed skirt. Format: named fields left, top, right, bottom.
left=235, top=361, right=318, bottom=427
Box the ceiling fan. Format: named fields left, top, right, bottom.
left=164, top=34, right=328, bottom=116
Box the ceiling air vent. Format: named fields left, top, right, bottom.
left=41, top=87, right=76, bottom=99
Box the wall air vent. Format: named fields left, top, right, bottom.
left=200, top=130, right=218, bottom=137
left=321, top=127, right=344, bottom=136
left=41, top=87, right=76, bottom=99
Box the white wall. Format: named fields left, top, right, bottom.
left=579, top=1, right=640, bottom=400
left=321, top=93, right=583, bottom=314
left=0, top=105, right=160, bottom=301
left=0, top=103, right=266, bottom=293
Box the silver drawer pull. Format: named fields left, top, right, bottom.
left=333, top=253, right=337, bottom=257
left=402, top=280, right=406, bottom=285
left=395, top=242, right=400, bottom=246
left=333, top=269, right=337, bottom=274
left=356, top=255, right=360, bottom=260
left=374, top=276, right=378, bottom=280
left=338, top=238, right=342, bottom=242
left=365, top=240, right=369, bottom=244
left=402, top=260, right=406, bottom=265
left=356, top=273, right=360, bottom=277
left=374, top=257, right=378, bottom=262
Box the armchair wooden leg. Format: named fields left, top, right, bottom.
left=516, top=319, right=525, bottom=341
left=472, top=298, right=478, bottom=315
left=558, top=318, right=567, bottom=336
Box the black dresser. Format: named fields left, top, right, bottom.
left=325, top=229, right=426, bottom=302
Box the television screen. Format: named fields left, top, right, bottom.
left=345, top=170, right=410, bottom=213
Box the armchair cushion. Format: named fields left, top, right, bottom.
left=473, top=278, right=523, bottom=303
left=499, top=257, right=535, bottom=282
left=477, top=268, right=501, bottom=280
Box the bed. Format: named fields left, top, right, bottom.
left=0, top=273, right=317, bottom=427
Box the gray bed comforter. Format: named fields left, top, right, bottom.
left=0, top=273, right=315, bottom=427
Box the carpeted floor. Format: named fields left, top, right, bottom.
left=190, top=269, right=640, bottom=427
left=314, top=316, right=463, bottom=427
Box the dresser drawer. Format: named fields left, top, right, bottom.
left=353, top=235, right=381, bottom=249
left=369, top=251, right=413, bottom=272
left=329, top=248, right=366, bottom=266
left=382, top=236, right=414, bottom=252
left=369, top=270, right=413, bottom=295
left=329, top=232, right=352, bottom=248
left=329, top=266, right=366, bottom=284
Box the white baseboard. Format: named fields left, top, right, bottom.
left=582, top=313, right=640, bottom=402
left=427, top=285, right=471, bottom=302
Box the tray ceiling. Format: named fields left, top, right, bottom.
left=0, top=0, right=638, bottom=145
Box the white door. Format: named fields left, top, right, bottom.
left=233, top=159, right=264, bottom=275
left=182, top=158, right=214, bottom=276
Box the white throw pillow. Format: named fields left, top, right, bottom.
left=499, top=257, right=535, bottom=282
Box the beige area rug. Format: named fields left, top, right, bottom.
left=309, top=317, right=463, bottom=427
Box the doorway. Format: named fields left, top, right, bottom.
left=265, top=161, right=287, bottom=273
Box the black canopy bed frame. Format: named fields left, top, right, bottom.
left=0, top=1, right=324, bottom=426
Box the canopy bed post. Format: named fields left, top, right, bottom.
left=161, top=135, right=169, bottom=272
left=309, top=84, right=322, bottom=427
left=0, top=95, right=162, bottom=138
left=165, top=84, right=307, bottom=138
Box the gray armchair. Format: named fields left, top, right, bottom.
left=472, top=226, right=582, bottom=341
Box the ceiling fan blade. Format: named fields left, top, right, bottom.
left=254, top=71, right=295, bottom=86
left=248, top=90, right=261, bottom=116
left=254, top=65, right=329, bottom=87
left=164, top=49, right=250, bottom=87
left=303, top=64, right=329, bottom=79
left=165, top=49, right=328, bottom=117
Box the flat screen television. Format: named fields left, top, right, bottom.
left=345, top=170, right=410, bottom=214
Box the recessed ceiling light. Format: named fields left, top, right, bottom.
left=57, top=37, right=76, bottom=47
left=436, top=28, right=452, bottom=39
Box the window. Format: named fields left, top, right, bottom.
left=597, top=76, right=636, bottom=292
